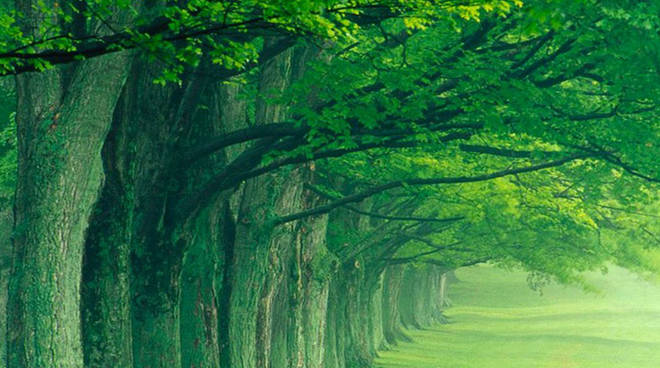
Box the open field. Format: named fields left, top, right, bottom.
left=375, top=265, right=660, bottom=368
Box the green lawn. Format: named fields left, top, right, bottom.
left=375, top=265, right=660, bottom=368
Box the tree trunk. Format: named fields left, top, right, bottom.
left=382, top=266, right=410, bottom=345
left=81, top=88, right=135, bottom=368
left=81, top=180, right=134, bottom=368
left=324, top=277, right=347, bottom=368
left=343, top=263, right=372, bottom=368
left=7, top=51, right=131, bottom=368
left=1, top=209, right=12, bottom=363
left=365, top=272, right=386, bottom=353
left=399, top=267, right=423, bottom=329
left=297, top=206, right=332, bottom=368
left=227, top=42, right=294, bottom=368
left=6, top=2, right=133, bottom=365
left=256, top=208, right=298, bottom=368
left=180, top=207, right=223, bottom=368
left=125, top=56, right=219, bottom=367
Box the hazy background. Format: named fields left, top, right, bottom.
left=376, top=265, right=660, bottom=368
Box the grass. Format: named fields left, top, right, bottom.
left=375, top=265, right=660, bottom=368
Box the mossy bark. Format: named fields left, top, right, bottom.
left=399, top=267, right=424, bottom=329
left=298, top=206, right=332, bottom=368
left=180, top=208, right=223, bottom=368
left=1, top=209, right=12, bottom=363
left=123, top=57, right=221, bottom=367
left=382, top=266, right=409, bottom=345
left=81, top=89, right=135, bottom=368
left=81, top=182, right=134, bottom=368
left=365, top=272, right=386, bottom=352
left=255, top=184, right=302, bottom=368
left=343, top=264, right=373, bottom=368
left=324, top=277, right=347, bottom=368
left=7, top=52, right=131, bottom=368
left=226, top=182, right=275, bottom=368
left=226, top=42, right=294, bottom=368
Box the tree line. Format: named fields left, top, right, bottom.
left=0, top=0, right=659, bottom=367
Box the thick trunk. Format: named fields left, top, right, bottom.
left=298, top=209, right=332, bottom=368
left=1, top=209, right=12, bottom=363
left=230, top=170, right=303, bottom=368
left=126, top=56, right=220, bottom=367
left=256, top=225, right=291, bottom=368
left=343, top=264, right=372, bottom=368
left=347, top=268, right=385, bottom=365
left=81, top=184, right=134, bottom=368
left=382, top=266, right=409, bottom=345
left=178, top=80, right=233, bottom=368
left=399, top=267, right=423, bottom=329
left=256, top=175, right=312, bottom=368
left=274, top=185, right=333, bottom=368
left=81, top=90, right=135, bottom=368
left=365, top=272, right=386, bottom=353
left=227, top=42, right=294, bottom=368
left=180, top=208, right=222, bottom=368
left=8, top=46, right=131, bottom=366
left=324, top=277, right=347, bottom=368
left=299, top=277, right=330, bottom=368
left=216, top=83, right=244, bottom=368
left=227, top=197, right=273, bottom=368
left=133, top=299, right=181, bottom=368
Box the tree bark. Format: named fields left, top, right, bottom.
left=227, top=41, right=294, bottom=368
left=180, top=207, right=223, bottom=368
left=342, top=264, right=373, bottom=368
left=297, top=205, right=332, bottom=368
left=324, top=276, right=347, bottom=368
left=7, top=47, right=131, bottom=368
left=81, top=86, right=135, bottom=368
left=6, top=2, right=133, bottom=365
left=365, top=272, right=386, bottom=353
left=1, top=209, right=12, bottom=364
left=382, top=265, right=410, bottom=345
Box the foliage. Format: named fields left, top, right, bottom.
left=0, top=0, right=658, bottom=322
left=0, top=0, right=528, bottom=79
left=303, top=0, right=660, bottom=284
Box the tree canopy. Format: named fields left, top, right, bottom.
left=0, top=1, right=659, bottom=367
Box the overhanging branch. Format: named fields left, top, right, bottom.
left=305, top=184, right=465, bottom=223
left=458, top=144, right=560, bottom=158
left=274, top=154, right=587, bottom=225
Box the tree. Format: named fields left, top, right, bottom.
left=1, top=1, right=658, bottom=367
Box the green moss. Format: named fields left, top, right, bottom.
left=310, top=245, right=339, bottom=283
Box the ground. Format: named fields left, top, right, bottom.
left=375, top=265, right=660, bottom=368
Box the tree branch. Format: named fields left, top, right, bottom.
left=275, top=154, right=587, bottom=225
left=0, top=4, right=396, bottom=75
left=424, top=257, right=491, bottom=268
left=180, top=122, right=302, bottom=164
left=458, top=144, right=560, bottom=158
left=305, top=183, right=465, bottom=223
